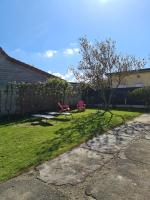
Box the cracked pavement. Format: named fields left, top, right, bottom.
left=0, top=114, right=150, bottom=200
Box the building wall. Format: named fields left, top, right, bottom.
left=0, top=54, right=49, bottom=84
left=113, top=71, right=150, bottom=88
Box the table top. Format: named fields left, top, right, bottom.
left=32, top=114, right=55, bottom=119
left=47, top=112, right=60, bottom=115
left=47, top=112, right=72, bottom=116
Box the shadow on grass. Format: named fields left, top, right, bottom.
left=31, top=121, right=54, bottom=126
left=0, top=116, right=36, bottom=126
left=71, top=109, right=85, bottom=114
left=36, top=111, right=117, bottom=159
left=51, top=118, right=71, bottom=122
left=0, top=115, right=71, bottom=127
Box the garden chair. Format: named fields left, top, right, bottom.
left=77, top=100, right=86, bottom=111
left=58, top=102, right=70, bottom=112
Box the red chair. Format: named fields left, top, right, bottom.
left=77, top=100, right=86, bottom=111
left=58, top=102, right=70, bottom=112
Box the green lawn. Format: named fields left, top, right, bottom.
left=0, top=109, right=141, bottom=182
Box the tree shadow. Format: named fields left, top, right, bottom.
left=31, top=121, right=54, bottom=126
left=52, top=118, right=71, bottom=122
left=36, top=111, right=116, bottom=158
left=83, top=120, right=150, bottom=153
left=0, top=116, right=36, bottom=126
left=108, top=121, right=150, bottom=146
left=0, top=114, right=72, bottom=127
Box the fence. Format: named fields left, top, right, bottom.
left=0, top=84, right=18, bottom=116
left=0, top=83, right=81, bottom=117
left=1, top=84, right=148, bottom=117
left=83, top=87, right=148, bottom=107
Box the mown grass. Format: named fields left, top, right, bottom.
left=0, top=109, right=141, bottom=182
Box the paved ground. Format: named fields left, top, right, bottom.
left=0, top=114, right=150, bottom=200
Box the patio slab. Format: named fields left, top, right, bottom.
left=81, top=121, right=144, bottom=154
left=36, top=117, right=149, bottom=186
left=81, top=133, right=133, bottom=154
left=125, top=139, right=150, bottom=165
left=37, top=147, right=112, bottom=185
left=85, top=139, right=150, bottom=200
left=0, top=177, right=67, bottom=200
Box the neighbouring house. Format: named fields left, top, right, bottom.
left=0, top=48, right=81, bottom=116
left=0, top=47, right=57, bottom=116
left=0, top=47, right=54, bottom=85
left=83, top=68, right=150, bottom=107
left=108, top=68, right=150, bottom=106
left=112, top=68, right=150, bottom=88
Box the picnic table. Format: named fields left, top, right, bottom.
left=32, top=112, right=73, bottom=126
left=47, top=112, right=73, bottom=118
left=32, top=114, right=55, bottom=125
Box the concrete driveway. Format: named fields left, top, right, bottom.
left=0, top=114, right=150, bottom=200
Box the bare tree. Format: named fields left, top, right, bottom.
left=73, top=37, right=146, bottom=113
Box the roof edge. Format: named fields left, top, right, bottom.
left=108, top=67, right=150, bottom=76
left=0, top=47, right=56, bottom=79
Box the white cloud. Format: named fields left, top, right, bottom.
left=37, top=46, right=79, bottom=58
left=53, top=72, right=66, bottom=80
left=69, top=42, right=78, bottom=47
left=48, top=69, right=76, bottom=82
left=13, top=44, right=80, bottom=60
left=38, top=50, right=58, bottom=58
left=13, top=48, right=22, bottom=53
left=63, top=48, right=79, bottom=56
left=44, top=50, right=57, bottom=58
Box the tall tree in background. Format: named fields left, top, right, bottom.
left=73, top=37, right=146, bottom=112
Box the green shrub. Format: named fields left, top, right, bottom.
left=130, top=87, right=150, bottom=106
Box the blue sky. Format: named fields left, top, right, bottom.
left=0, top=0, right=150, bottom=81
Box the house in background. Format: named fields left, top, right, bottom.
left=0, top=47, right=54, bottom=85
left=112, top=68, right=150, bottom=88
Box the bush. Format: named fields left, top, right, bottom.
left=129, top=87, right=150, bottom=106
left=12, top=78, right=77, bottom=115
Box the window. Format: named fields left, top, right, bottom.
left=135, top=83, right=144, bottom=87
left=118, top=84, right=127, bottom=88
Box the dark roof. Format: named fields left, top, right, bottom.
left=110, top=67, right=150, bottom=75
left=0, top=47, right=55, bottom=79
left=129, top=68, right=150, bottom=73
